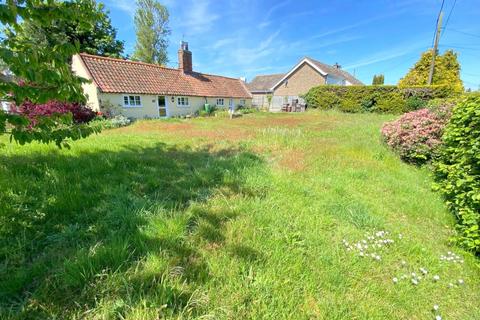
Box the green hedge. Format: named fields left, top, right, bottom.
left=303, top=85, right=455, bottom=113
left=433, top=94, right=480, bottom=254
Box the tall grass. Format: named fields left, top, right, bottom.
left=0, top=110, right=478, bottom=319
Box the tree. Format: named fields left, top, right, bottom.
left=372, top=74, right=384, bottom=85
left=16, top=0, right=124, bottom=58
left=132, top=0, right=170, bottom=65
left=0, top=0, right=102, bottom=147
left=398, top=49, right=463, bottom=92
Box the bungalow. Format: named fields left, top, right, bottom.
left=248, top=57, right=362, bottom=111
left=72, top=42, right=252, bottom=118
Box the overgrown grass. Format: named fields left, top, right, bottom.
left=0, top=110, right=479, bottom=319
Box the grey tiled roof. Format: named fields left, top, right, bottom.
left=247, top=73, right=285, bottom=92
left=306, top=57, right=363, bottom=85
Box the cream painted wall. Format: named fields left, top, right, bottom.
left=71, top=55, right=101, bottom=111
left=99, top=93, right=160, bottom=118
left=98, top=94, right=252, bottom=119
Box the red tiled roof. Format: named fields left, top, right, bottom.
left=78, top=53, right=252, bottom=99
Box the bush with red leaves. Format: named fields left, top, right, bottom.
left=11, top=100, right=96, bottom=126
left=381, top=106, right=452, bottom=164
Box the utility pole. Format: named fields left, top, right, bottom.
left=428, top=11, right=443, bottom=85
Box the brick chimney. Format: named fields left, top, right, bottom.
left=178, top=41, right=192, bottom=73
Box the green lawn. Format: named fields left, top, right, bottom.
left=1, top=110, right=479, bottom=319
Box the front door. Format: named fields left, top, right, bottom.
left=158, top=96, right=167, bottom=117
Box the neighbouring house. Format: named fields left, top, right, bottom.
left=72, top=42, right=252, bottom=118
left=248, top=57, right=363, bottom=111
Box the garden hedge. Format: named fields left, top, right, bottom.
left=433, top=94, right=480, bottom=254
left=303, top=85, right=455, bottom=114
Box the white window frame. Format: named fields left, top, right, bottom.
left=216, top=98, right=224, bottom=106
left=239, top=99, right=246, bottom=106
left=123, top=95, right=142, bottom=108
left=177, top=97, right=190, bottom=107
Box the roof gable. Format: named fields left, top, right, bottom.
left=78, top=53, right=252, bottom=99
left=270, top=57, right=363, bottom=90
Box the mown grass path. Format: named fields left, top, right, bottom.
left=1, top=110, right=479, bottom=319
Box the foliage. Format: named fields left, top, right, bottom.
left=405, top=96, right=427, bottom=111
left=3, top=101, right=99, bottom=148
left=433, top=94, right=480, bottom=254
left=132, top=0, right=170, bottom=65
left=15, top=0, right=124, bottom=58
left=91, top=114, right=131, bottom=129
left=381, top=106, right=452, bottom=164
left=99, top=100, right=122, bottom=118
left=198, top=104, right=217, bottom=117
left=372, top=74, right=384, bottom=85
left=267, top=94, right=273, bottom=105
left=398, top=49, right=463, bottom=93
left=12, top=100, right=97, bottom=124
left=0, top=0, right=101, bottom=147
left=303, top=85, right=454, bottom=114
left=237, top=105, right=257, bottom=114
left=0, top=0, right=99, bottom=104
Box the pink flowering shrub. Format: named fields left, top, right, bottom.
left=11, top=100, right=96, bottom=126
left=381, top=106, right=452, bottom=164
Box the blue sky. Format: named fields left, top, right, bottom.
left=102, top=0, right=480, bottom=89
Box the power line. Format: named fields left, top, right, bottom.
left=379, top=49, right=429, bottom=75
left=449, top=29, right=480, bottom=39
left=442, top=0, right=457, bottom=37
left=428, top=2, right=444, bottom=85
left=462, top=72, right=480, bottom=77
left=431, top=0, right=446, bottom=47
left=439, top=44, right=480, bottom=51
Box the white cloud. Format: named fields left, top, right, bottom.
left=183, top=0, right=219, bottom=35
left=103, top=0, right=135, bottom=17
left=343, top=42, right=427, bottom=70
left=264, top=0, right=290, bottom=21
left=212, top=37, right=237, bottom=50
left=258, top=0, right=290, bottom=29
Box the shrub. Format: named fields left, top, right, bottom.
left=303, top=85, right=454, bottom=114
left=405, top=96, right=427, bottom=111
left=100, top=100, right=122, bottom=118
left=198, top=104, right=217, bottom=117
left=375, top=92, right=407, bottom=113
left=91, top=115, right=131, bottom=129
left=381, top=106, right=451, bottom=164
left=12, top=100, right=96, bottom=126
left=237, top=104, right=257, bottom=114
left=433, top=94, right=480, bottom=254
left=313, top=91, right=341, bottom=109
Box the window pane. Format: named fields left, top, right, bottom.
left=129, top=96, right=135, bottom=105
left=185, top=98, right=189, bottom=105
left=124, top=96, right=129, bottom=105
left=135, top=96, right=141, bottom=105
left=158, top=96, right=165, bottom=106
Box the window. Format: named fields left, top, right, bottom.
left=123, top=95, right=142, bottom=107
left=239, top=99, right=246, bottom=106
left=177, top=97, right=189, bottom=107
left=216, top=98, right=224, bottom=106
